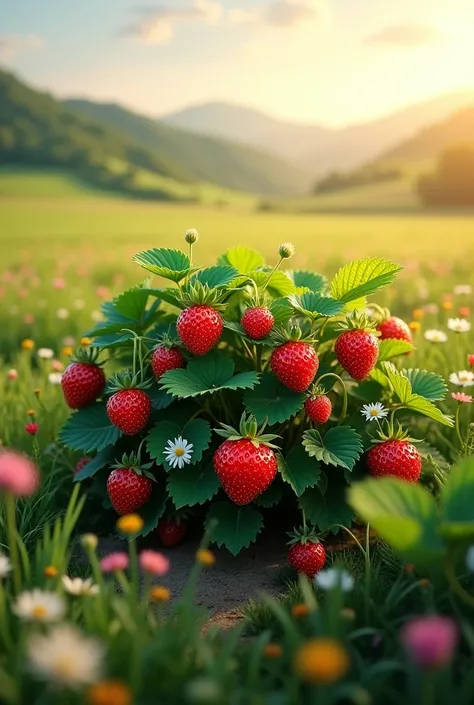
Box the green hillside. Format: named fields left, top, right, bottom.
left=64, top=99, right=311, bottom=195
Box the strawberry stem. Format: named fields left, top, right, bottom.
left=261, top=257, right=283, bottom=293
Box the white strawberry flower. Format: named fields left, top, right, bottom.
left=448, top=318, right=471, bottom=333
left=164, top=437, right=193, bottom=469
left=361, top=402, right=388, bottom=422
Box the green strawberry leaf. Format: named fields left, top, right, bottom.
left=441, top=457, right=474, bottom=539
left=278, top=446, right=321, bottom=497
left=167, top=463, right=220, bottom=509
left=243, top=374, right=305, bottom=425
left=302, top=427, right=363, bottom=471
left=219, top=246, right=265, bottom=273
left=59, top=404, right=122, bottom=454
left=405, top=394, right=454, bottom=427
left=113, top=284, right=151, bottom=322
left=255, top=482, right=283, bottom=508
left=180, top=419, right=212, bottom=464
left=378, top=339, right=414, bottom=361
left=250, top=270, right=297, bottom=297
left=146, top=421, right=182, bottom=470
left=129, top=484, right=168, bottom=539
left=206, top=502, right=264, bottom=555
left=91, top=332, right=137, bottom=349
left=299, top=481, right=355, bottom=533
left=133, top=248, right=195, bottom=283
left=401, top=369, right=447, bottom=401
left=73, top=446, right=116, bottom=482
left=269, top=298, right=295, bottom=325
left=331, top=258, right=402, bottom=304
left=148, top=387, right=175, bottom=411
left=289, top=270, right=327, bottom=293
left=381, top=363, right=453, bottom=426
left=160, top=351, right=259, bottom=398
left=380, top=362, right=413, bottom=403
left=192, top=265, right=238, bottom=288
left=288, top=292, right=344, bottom=319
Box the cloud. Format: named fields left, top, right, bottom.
left=228, top=1, right=321, bottom=28
left=364, top=24, right=442, bottom=48
left=0, top=34, right=44, bottom=60
left=117, top=1, right=222, bottom=44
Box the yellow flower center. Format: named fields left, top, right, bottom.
left=175, top=448, right=185, bottom=457
left=32, top=605, right=48, bottom=619
left=369, top=409, right=379, bottom=416
left=116, top=513, right=144, bottom=535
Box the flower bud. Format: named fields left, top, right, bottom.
left=81, top=533, right=98, bottom=550
left=278, top=242, right=295, bottom=259
left=185, top=229, right=199, bottom=245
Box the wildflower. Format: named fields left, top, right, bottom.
left=196, top=548, right=215, bottom=567
left=44, top=566, right=58, bottom=578
left=164, top=436, right=194, bottom=469
left=448, top=318, right=471, bottom=333
left=24, top=313, right=35, bottom=325
left=291, top=603, right=311, bottom=618
left=34, top=388, right=41, bottom=396
left=51, top=360, right=64, bottom=372
left=424, top=329, right=448, bottom=343
left=62, top=346, right=73, bottom=357
left=150, top=586, right=171, bottom=602
left=27, top=409, right=35, bottom=417
left=361, top=402, right=388, bottom=422
left=264, top=643, right=283, bottom=659
left=424, top=303, right=439, bottom=315
left=7, top=369, right=18, bottom=380
left=62, top=576, right=100, bottom=596
left=88, top=680, right=132, bottom=705
left=0, top=552, right=12, bottom=579
left=27, top=625, right=103, bottom=688
left=37, top=348, right=54, bottom=359
left=81, top=337, right=92, bottom=346
left=449, top=371, right=474, bottom=387
left=99, top=552, right=129, bottom=573
left=96, top=286, right=109, bottom=299
left=441, top=300, right=453, bottom=311
left=116, top=514, right=144, bottom=535
left=294, top=638, right=349, bottom=684
left=454, top=284, right=472, bottom=295
left=81, top=534, right=98, bottom=551
left=53, top=277, right=66, bottom=289
left=409, top=321, right=420, bottom=332
left=25, top=423, right=39, bottom=436
left=315, top=568, right=354, bottom=592
left=13, top=590, right=65, bottom=622
left=452, top=392, right=473, bottom=403
left=48, top=373, right=63, bottom=385
left=184, top=228, right=199, bottom=244
left=465, top=546, right=474, bottom=572
left=57, top=308, right=70, bottom=320
left=412, top=308, right=424, bottom=319
left=459, top=306, right=471, bottom=318
left=0, top=451, right=39, bottom=496
left=63, top=336, right=76, bottom=346
left=139, top=550, right=170, bottom=576
left=468, top=354, right=474, bottom=366
left=400, top=616, right=458, bottom=669
left=279, top=242, right=295, bottom=259
left=22, top=338, right=35, bottom=350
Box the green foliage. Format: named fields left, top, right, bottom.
left=59, top=404, right=122, bottom=453
left=302, top=427, right=363, bottom=471
left=278, top=447, right=321, bottom=496
left=74, top=447, right=116, bottom=481
left=289, top=270, right=327, bottom=292
left=243, top=374, right=305, bottom=424
left=441, top=457, right=474, bottom=539
left=288, top=292, right=344, bottom=319
left=299, top=482, right=355, bottom=532
left=250, top=270, right=296, bottom=297
left=331, top=257, right=402, bottom=303
left=206, top=502, right=264, bottom=555
left=133, top=248, right=193, bottom=283
left=401, top=368, right=447, bottom=401
left=219, top=246, right=265, bottom=273
left=192, top=265, right=238, bottom=288
left=378, top=338, right=414, bottom=361
left=147, top=419, right=211, bottom=469
left=167, top=463, right=220, bottom=509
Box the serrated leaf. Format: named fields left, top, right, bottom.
left=192, top=265, right=238, bottom=288
left=133, top=248, right=193, bottom=283
left=142, top=288, right=182, bottom=309
left=99, top=300, right=135, bottom=326
left=278, top=447, right=321, bottom=497
left=180, top=419, right=212, bottom=464
left=206, top=502, right=264, bottom=555
left=148, top=386, right=174, bottom=411
left=91, top=332, right=136, bottom=349
left=331, top=258, right=402, bottom=304
left=243, top=374, right=304, bottom=425
left=303, top=427, right=363, bottom=471
left=380, top=362, right=412, bottom=403
left=405, top=394, right=454, bottom=427
left=417, top=442, right=450, bottom=470
left=289, top=270, right=327, bottom=293
left=146, top=421, right=182, bottom=469
left=299, top=482, right=354, bottom=533
left=114, top=285, right=150, bottom=322
left=378, top=339, right=414, bottom=361
left=348, top=477, right=444, bottom=563
left=220, top=246, right=265, bottom=273
left=269, top=298, right=294, bottom=324
left=441, top=457, right=474, bottom=539
left=160, top=351, right=259, bottom=398
left=250, top=270, right=297, bottom=297
left=401, top=369, right=447, bottom=401
left=59, top=405, right=122, bottom=453
left=255, top=482, right=283, bottom=508
left=73, top=446, right=116, bottom=482
left=288, top=292, right=344, bottom=319
left=168, top=463, right=220, bottom=509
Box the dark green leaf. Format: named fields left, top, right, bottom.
left=192, top=265, right=238, bottom=288
left=243, top=374, right=305, bottom=425
left=148, top=386, right=174, bottom=411
left=181, top=419, right=212, bottom=464
left=401, top=369, right=447, bottom=401
left=133, top=248, right=193, bottom=283
left=91, top=332, right=136, bottom=349
left=288, top=292, right=344, bottom=319
left=146, top=421, right=181, bottom=469
left=59, top=405, right=122, bottom=453
left=278, top=446, right=321, bottom=496
left=114, top=285, right=150, bottom=322
left=255, top=482, right=283, bottom=508
left=73, top=446, right=116, bottom=482
left=206, top=502, right=264, bottom=555
left=130, top=484, right=167, bottom=538
left=300, top=483, right=354, bottom=533
left=331, top=258, right=402, bottom=304
left=303, top=427, right=363, bottom=471
left=441, top=457, right=474, bottom=539
left=378, top=339, right=414, bottom=361
left=168, top=463, right=220, bottom=509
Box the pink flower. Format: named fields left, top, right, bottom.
left=139, top=550, right=170, bottom=576
left=53, top=278, right=66, bottom=290
left=96, top=286, right=110, bottom=299
left=25, top=423, right=39, bottom=436
left=401, top=616, right=458, bottom=669
left=7, top=369, right=18, bottom=381
left=452, top=392, right=473, bottom=404
left=468, top=354, right=474, bottom=367
left=18, top=288, right=28, bottom=299
left=99, top=552, right=129, bottom=573
left=23, top=313, right=35, bottom=325
left=0, top=451, right=40, bottom=497
left=51, top=360, right=64, bottom=372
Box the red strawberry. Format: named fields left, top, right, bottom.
left=241, top=307, right=274, bottom=340
left=271, top=342, right=319, bottom=392
left=377, top=317, right=412, bottom=343
left=213, top=414, right=279, bottom=505
left=107, top=389, right=151, bottom=435
left=335, top=330, right=379, bottom=381
left=107, top=468, right=153, bottom=515
left=152, top=345, right=185, bottom=380
left=367, top=440, right=422, bottom=483
left=288, top=539, right=326, bottom=579
left=305, top=395, right=332, bottom=424
left=177, top=305, right=223, bottom=356
left=61, top=350, right=105, bottom=409
left=157, top=517, right=187, bottom=547
left=74, top=457, right=92, bottom=475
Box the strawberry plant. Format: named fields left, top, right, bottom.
left=59, top=233, right=454, bottom=555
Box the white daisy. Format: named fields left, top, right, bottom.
left=424, top=329, right=448, bottom=343
left=0, top=553, right=11, bottom=579
left=315, top=568, right=354, bottom=593
left=48, top=372, right=63, bottom=385
left=454, top=285, right=472, bottom=296
left=61, top=576, right=100, bottom=596
left=37, top=348, right=54, bottom=360
left=449, top=370, right=474, bottom=387
left=56, top=308, right=70, bottom=320
left=13, top=589, right=66, bottom=622
left=164, top=436, right=193, bottom=469
left=448, top=318, right=471, bottom=333
left=361, top=402, right=389, bottom=422
left=27, top=624, right=103, bottom=688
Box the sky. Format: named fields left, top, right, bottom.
left=1, top=0, right=473, bottom=127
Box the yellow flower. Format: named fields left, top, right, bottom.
left=196, top=548, right=215, bottom=567
left=81, top=534, right=98, bottom=551
left=116, top=514, right=143, bottom=535
left=412, top=308, right=424, bottom=319
left=442, top=300, right=453, bottom=311
left=62, top=346, right=74, bottom=357
left=150, top=586, right=171, bottom=602
left=81, top=337, right=92, bottom=346
left=27, top=409, right=36, bottom=417
left=294, top=638, right=349, bottom=684
left=409, top=321, right=421, bottom=332
left=88, top=680, right=132, bottom=705
left=22, top=339, right=35, bottom=350
left=291, top=603, right=311, bottom=618
left=264, top=643, right=282, bottom=659
left=44, top=566, right=58, bottom=578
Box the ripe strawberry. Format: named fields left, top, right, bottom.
left=271, top=341, right=319, bottom=392
left=288, top=531, right=326, bottom=578
left=74, top=456, right=92, bottom=475
left=61, top=349, right=105, bottom=409
left=151, top=345, right=185, bottom=380
left=367, top=440, right=422, bottom=483
left=213, top=413, right=279, bottom=505
left=157, top=517, right=187, bottom=547
left=107, top=468, right=153, bottom=515
left=177, top=305, right=223, bottom=356
left=305, top=394, right=332, bottom=424
left=378, top=317, right=412, bottom=343
left=107, top=389, right=151, bottom=435
left=241, top=306, right=274, bottom=340
left=335, top=329, right=379, bottom=380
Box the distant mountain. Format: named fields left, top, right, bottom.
left=163, top=92, right=474, bottom=174
left=64, top=100, right=311, bottom=196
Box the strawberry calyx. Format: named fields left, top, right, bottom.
left=370, top=420, right=422, bottom=445
left=68, top=347, right=104, bottom=366
left=367, top=304, right=391, bottom=323
left=107, top=371, right=152, bottom=393
left=214, top=412, right=281, bottom=449
left=270, top=324, right=317, bottom=346
left=287, top=526, right=322, bottom=547
left=151, top=332, right=183, bottom=352
left=110, top=451, right=155, bottom=480
left=336, top=310, right=380, bottom=334
left=178, top=280, right=229, bottom=311
left=305, top=384, right=326, bottom=400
